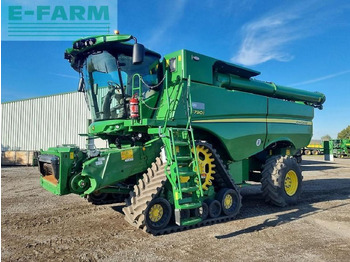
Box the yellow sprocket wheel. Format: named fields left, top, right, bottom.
left=192, top=145, right=216, bottom=190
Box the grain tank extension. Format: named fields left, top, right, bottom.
left=38, top=33, right=325, bottom=234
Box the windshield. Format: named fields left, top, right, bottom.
left=83, top=50, right=159, bottom=121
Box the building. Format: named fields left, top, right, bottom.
left=1, top=91, right=105, bottom=152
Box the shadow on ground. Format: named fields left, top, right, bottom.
left=215, top=159, right=350, bottom=239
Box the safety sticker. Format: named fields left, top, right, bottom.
left=121, top=150, right=134, bottom=162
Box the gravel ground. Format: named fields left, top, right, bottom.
left=1, top=155, right=350, bottom=262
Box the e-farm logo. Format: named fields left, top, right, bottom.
left=2, top=0, right=118, bottom=41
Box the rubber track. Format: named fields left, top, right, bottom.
left=123, top=157, right=167, bottom=230
left=123, top=142, right=243, bottom=235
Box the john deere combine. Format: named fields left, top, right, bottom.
left=39, top=33, right=325, bottom=234
left=333, top=139, right=350, bottom=158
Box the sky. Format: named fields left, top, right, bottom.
left=1, top=0, right=350, bottom=139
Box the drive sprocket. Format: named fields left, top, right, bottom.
left=192, top=144, right=216, bottom=190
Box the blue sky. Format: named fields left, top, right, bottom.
left=2, top=0, right=350, bottom=139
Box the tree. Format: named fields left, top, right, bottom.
left=321, top=135, right=332, bottom=141
left=338, top=125, right=350, bottom=139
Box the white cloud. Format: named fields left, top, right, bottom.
left=231, top=1, right=348, bottom=66
left=50, top=72, right=79, bottom=80
left=289, top=70, right=350, bottom=87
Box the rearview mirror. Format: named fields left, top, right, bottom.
left=133, top=43, right=145, bottom=64
left=78, top=77, right=85, bottom=92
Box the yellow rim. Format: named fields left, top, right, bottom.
left=284, top=170, right=298, bottom=196
left=223, top=194, right=233, bottom=209
left=191, top=145, right=216, bottom=190
left=148, top=204, right=163, bottom=222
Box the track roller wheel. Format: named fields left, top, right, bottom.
left=216, top=188, right=241, bottom=216
left=88, top=192, right=108, bottom=203
left=207, top=199, right=221, bottom=218
left=194, top=201, right=209, bottom=220
left=261, top=155, right=303, bottom=207
left=145, top=197, right=172, bottom=230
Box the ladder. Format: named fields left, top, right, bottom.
left=161, top=127, right=203, bottom=226
left=160, top=75, right=204, bottom=226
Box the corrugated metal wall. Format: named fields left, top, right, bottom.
left=1, top=92, right=103, bottom=151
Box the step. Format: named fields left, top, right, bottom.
left=179, top=202, right=202, bottom=210
left=181, top=186, right=199, bottom=193
left=178, top=197, right=194, bottom=204
left=181, top=217, right=202, bottom=226
left=174, top=141, right=189, bottom=146
left=178, top=170, right=197, bottom=177
left=176, top=156, right=193, bottom=162
left=171, top=127, right=189, bottom=132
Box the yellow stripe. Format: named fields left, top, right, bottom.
left=193, top=118, right=312, bottom=126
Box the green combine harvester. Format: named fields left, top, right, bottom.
left=38, top=33, right=326, bottom=234
left=333, top=139, right=350, bottom=158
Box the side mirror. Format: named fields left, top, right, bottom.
left=133, top=43, right=145, bottom=64
left=78, top=77, right=85, bottom=92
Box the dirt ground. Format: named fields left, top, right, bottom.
left=1, top=155, right=350, bottom=262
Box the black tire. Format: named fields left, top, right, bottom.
left=207, top=199, right=221, bottom=218
left=194, top=201, right=209, bottom=220
left=144, top=197, right=172, bottom=230
left=216, top=188, right=241, bottom=216
left=261, top=155, right=303, bottom=207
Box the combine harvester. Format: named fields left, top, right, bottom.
left=38, top=33, right=326, bottom=234
left=333, top=139, right=350, bottom=158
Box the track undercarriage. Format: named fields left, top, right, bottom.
left=122, top=142, right=242, bottom=235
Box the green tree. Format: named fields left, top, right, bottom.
left=321, top=135, right=332, bottom=141
left=337, top=125, right=350, bottom=139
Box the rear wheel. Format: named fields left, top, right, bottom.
left=261, top=155, right=303, bottom=207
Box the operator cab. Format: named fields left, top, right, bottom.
left=74, top=39, right=162, bottom=122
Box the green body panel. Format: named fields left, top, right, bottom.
left=81, top=141, right=162, bottom=194
left=163, top=80, right=313, bottom=161
left=265, top=97, right=314, bottom=149
left=229, top=160, right=250, bottom=184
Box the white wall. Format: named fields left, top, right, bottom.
left=1, top=92, right=106, bottom=151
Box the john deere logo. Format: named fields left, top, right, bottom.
left=2, top=0, right=118, bottom=41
